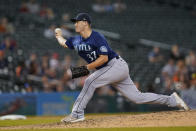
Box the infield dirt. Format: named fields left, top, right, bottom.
left=1, top=110, right=196, bottom=130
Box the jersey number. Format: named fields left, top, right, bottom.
left=87, top=51, right=97, bottom=61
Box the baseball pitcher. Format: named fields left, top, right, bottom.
left=55, top=13, right=189, bottom=123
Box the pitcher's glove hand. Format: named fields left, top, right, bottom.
left=70, top=66, right=90, bottom=79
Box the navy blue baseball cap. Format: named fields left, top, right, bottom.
left=70, top=13, right=91, bottom=24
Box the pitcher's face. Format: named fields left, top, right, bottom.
left=74, top=21, right=87, bottom=33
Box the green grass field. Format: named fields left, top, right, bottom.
left=0, top=115, right=195, bottom=131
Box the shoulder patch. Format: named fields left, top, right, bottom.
left=73, top=39, right=80, bottom=45
left=100, top=46, right=108, bottom=53
left=73, top=36, right=81, bottom=45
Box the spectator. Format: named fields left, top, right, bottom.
left=40, top=53, right=49, bottom=76
left=19, top=1, right=29, bottom=13
left=190, top=73, right=196, bottom=89
left=49, top=53, right=60, bottom=70
left=0, top=17, right=15, bottom=34
left=26, top=53, right=37, bottom=66
left=185, top=50, right=196, bottom=66
left=172, top=60, right=188, bottom=89
left=15, top=60, right=27, bottom=78
left=26, top=53, right=39, bottom=75
left=113, top=0, right=127, bottom=13
left=46, top=8, right=55, bottom=20
left=161, top=59, right=176, bottom=94
left=162, top=59, right=176, bottom=78
left=60, top=70, right=73, bottom=90
left=92, top=0, right=105, bottom=13
left=61, top=55, right=74, bottom=71
left=103, top=0, right=113, bottom=12
left=187, top=57, right=196, bottom=89
left=177, top=73, right=189, bottom=90
left=40, top=6, right=55, bottom=20
left=0, top=50, right=8, bottom=69
left=161, top=76, right=173, bottom=94
left=0, top=18, right=6, bottom=33
left=161, top=59, right=190, bottom=93
left=24, top=83, right=33, bottom=92
left=61, top=13, right=70, bottom=23
left=47, top=68, right=57, bottom=82
left=42, top=69, right=62, bottom=92
left=44, top=24, right=56, bottom=39
left=42, top=75, right=51, bottom=92
left=170, top=45, right=184, bottom=62
left=0, top=36, right=17, bottom=52
left=92, top=0, right=113, bottom=13
left=26, top=0, right=40, bottom=14
left=148, top=46, right=163, bottom=63
left=39, top=5, right=47, bottom=17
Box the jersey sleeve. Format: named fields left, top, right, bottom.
left=94, top=33, right=109, bottom=55
left=65, top=37, right=74, bottom=49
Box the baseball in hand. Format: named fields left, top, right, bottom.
left=55, top=28, right=62, bottom=36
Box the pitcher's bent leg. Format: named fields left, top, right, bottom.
left=71, top=76, right=96, bottom=118
left=115, top=76, right=178, bottom=107
left=71, top=60, right=117, bottom=118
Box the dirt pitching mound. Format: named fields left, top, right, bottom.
left=1, top=110, right=196, bottom=130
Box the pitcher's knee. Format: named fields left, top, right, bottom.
left=84, top=77, right=95, bottom=88
left=84, top=77, right=93, bottom=87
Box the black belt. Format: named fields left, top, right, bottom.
left=115, top=56, right=120, bottom=59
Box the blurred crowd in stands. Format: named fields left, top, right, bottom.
left=0, top=17, right=15, bottom=35
left=148, top=45, right=196, bottom=94
left=0, top=0, right=195, bottom=98
left=19, top=0, right=55, bottom=20
left=92, top=0, right=127, bottom=13
left=0, top=0, right=122, bottom=95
